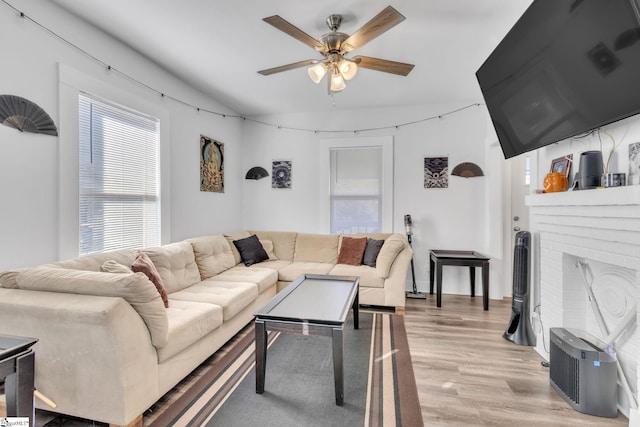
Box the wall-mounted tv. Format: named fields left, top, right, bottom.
left=476, top=0, right=640, bottom=159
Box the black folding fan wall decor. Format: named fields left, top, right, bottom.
left=451, top=162, right=484, bottom=178
left=0, top=95, right=58, bottom=136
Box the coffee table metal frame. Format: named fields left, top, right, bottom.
left=254, top=274, right=359, bottom=406
left=0, top=335, right=38, bottom=423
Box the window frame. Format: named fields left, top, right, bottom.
left=58, top=63, right=170, bottom=260
left=78, top=93, right=161, bottom=255
left=319, top=136, right=394, bottom=234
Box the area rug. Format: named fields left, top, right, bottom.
left=146, top=312, right=422, bottom=427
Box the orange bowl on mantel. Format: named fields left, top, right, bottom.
left=543, top=172, right=568, bottom=193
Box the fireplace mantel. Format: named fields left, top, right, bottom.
left=527, top=185, right=640, bottom=424
left=526, top=185, right=640, bottom=208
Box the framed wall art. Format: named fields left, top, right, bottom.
left=200, top=134, right=224, bottom=193
left=550, top=154, right=572, bottom=180
left=424, top=156, right=448, bottom=188
left=630, top=142, right=640, bottom=185
left=272, top=160, right=292, bottom=189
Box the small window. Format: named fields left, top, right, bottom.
left=330, top=147, right=382, bottom=234
left=78, top=94, right=160, bottom=255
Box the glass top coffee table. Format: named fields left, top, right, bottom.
left=254, top=274, right=359, bottom=406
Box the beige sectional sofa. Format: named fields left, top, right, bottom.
left=0, top=230, right=412, bottom=426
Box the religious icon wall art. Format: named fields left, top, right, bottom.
left=424, top=156, right=449, bottom=188
left=200, top=135, right=224, bottom=193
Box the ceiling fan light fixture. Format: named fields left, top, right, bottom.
left=330, top=71, right=346, bottom=92
left=338, top=59, right=358, bottom=80
left=307, top=63, right=327, bottom=84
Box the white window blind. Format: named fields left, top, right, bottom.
left=78, top=93, right=160, bottom=255
left=330, top=147, right=382, bottom=234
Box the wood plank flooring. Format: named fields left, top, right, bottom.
left=404, top=294, right=629, bottom=426
left=6, top=294, right=630, bottom=426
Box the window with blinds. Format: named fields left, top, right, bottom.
left=330, top=147, right=382, bottom=234
left=78, top=94, right=160, bottom=255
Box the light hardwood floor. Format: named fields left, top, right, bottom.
left=12, top=294, right=630, bottom=426
left=404, top=294, right=629, bottom=426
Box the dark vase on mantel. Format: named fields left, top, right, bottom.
left=577, top=151, right=603, bottom=190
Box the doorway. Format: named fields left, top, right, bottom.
left=506, top=153, right=531, bottom=300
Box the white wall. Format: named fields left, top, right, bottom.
left=242, top=103, right=501, bottom=296
left=535, top=115, right=640, bottom=190
left=0, top=2, right=510, bottom=301
left=0, top=1, right=244, bottom=269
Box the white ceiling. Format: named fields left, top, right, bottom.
left=50, top=0, right=533, bottom=116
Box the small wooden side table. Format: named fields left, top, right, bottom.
left=429, top=250, right=490, bottom=310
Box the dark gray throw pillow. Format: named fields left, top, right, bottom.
left=363, top=238, right=385, bottom=267
left=233, top=234, right=269, bottom=266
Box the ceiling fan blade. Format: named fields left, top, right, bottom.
left=341, top=6, right=405, bottom=52
left=353, top=56, right=415, bottom=76
left=263, top=15, right=326, bottom=51
left=258, top=59, right=318, bottom=76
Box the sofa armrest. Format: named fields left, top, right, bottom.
left=382, top=243, right=414, bottom=308
left=0, top=288, right=159, bottom=426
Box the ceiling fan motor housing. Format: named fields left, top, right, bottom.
left=320, top=32, right=349, bottom=53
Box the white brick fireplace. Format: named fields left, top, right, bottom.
left=527, top=186, right=640, bottom=424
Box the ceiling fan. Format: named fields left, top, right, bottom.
left=258, top=5, right=415, bottom=94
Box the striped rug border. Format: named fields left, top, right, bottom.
left=146, top=312, right=422, bottom=427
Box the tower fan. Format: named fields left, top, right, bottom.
left=504, top=230, right=536, bottom=345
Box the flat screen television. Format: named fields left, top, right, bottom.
left=476, top=0, right=640, bottom=159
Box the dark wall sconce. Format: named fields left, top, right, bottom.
left=245, top=166, right=269, bottom=180
left=451, top=162, right=484, bottom=178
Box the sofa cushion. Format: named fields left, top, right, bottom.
left=188, top=235, right=236, bottom=279
left=251, top=231, right=297, bottom=261
left=131, top=251, right=170, bottom=308
left=337, top=237, right=367, bottom=266
left=15, top=267, right=169, bottom=348
left=329, top=264, right=385, bottom=288
left=224, top=231, right=251, bottom=264
left=170, top=280, right=258, bottom=321
left=48, top=249, right=137, bottom=272
left=260, top=240, right=278, bottom=260
left=210, top=266, right=277, bottom=293
left=294, top=233, right=339, bottom=263
left=278, top=262, right=335, bottom=282
left=158, top=300, right=223, bottom=363
left=144, top=242, right=201, bottom=294
left=376, top=235, right=406, bottom=279
left=245, top=259, right=291, bottom=272
left=0, top=269, right=25, bottom=289
left=233, top=235, right=269, bottom=266
left=362, top=238, right=385, bottom=267
left=100, top=260, right=133, bottom=274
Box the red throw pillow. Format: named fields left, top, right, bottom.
left=131, top=250, right=169, bottom=308
left=337, top=237, right=368, bottom=266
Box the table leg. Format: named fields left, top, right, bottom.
left=4, top=350, right=35, bottom=424
left=332, top=327, right=344, bottom=406
left=469, top=266, right=476, bottom=297
left=255, top=320, right=267, bottom=394
left=482, top=261, right=490, bottom=311
left=352, top=291, right=359, bottom=330
left=429, top=255, right=435, bottom=294
left=436, top=261, right=443, bottom=307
